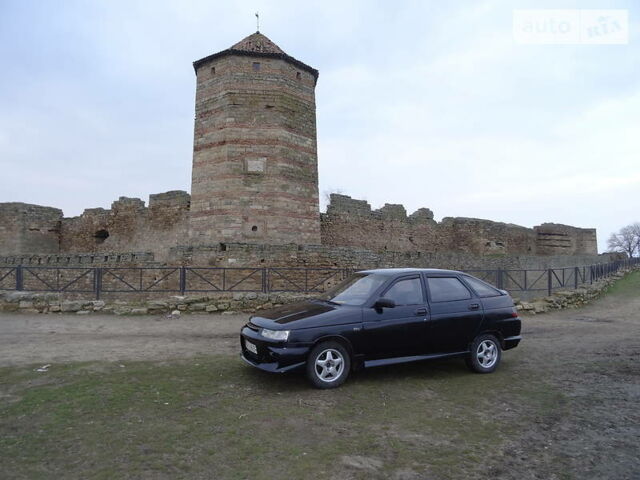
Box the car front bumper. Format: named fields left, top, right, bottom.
left=240, top=326, right=310, bottom=373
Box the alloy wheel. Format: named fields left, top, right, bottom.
left=476, top=340, right=498, bottom=369
left=314, top=348, right=345, bottom=382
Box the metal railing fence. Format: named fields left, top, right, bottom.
left=0, top=258, right=637, bottom=300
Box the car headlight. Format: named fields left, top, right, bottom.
left=261, top=328, right=290, bottom=341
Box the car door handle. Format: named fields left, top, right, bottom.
left=469, top=303, right=480, bottom=310
left=415, top=308, right=428, bottom=315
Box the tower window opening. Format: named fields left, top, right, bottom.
left=211, top=66, right=216, bottom=75
left=94, top=229, right=109, bottom=244
left=251, top=225, right=258, bottom=232
left=252, top=62, right=261, bottom=71
left=296, top=72, right=301, bottom=80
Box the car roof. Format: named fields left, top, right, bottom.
left=356, top=268, right=465, bottom=277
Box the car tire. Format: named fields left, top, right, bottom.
left=466, top=334, right=501, bottom=373
left=306, top=341, right=351, bottom=389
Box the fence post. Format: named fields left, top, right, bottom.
left=547, top=269, right=552, bottom=296
left=15, top=265, right=23, bottom=291
left=179, top=266, right=186, bottom=295
left=496, top=269, right=503, bottom=290
left=94, top=268, right=102, bottom=300
left=264, top=268, right=269, bottom=293
left=574, top=266, right=579, bottom=289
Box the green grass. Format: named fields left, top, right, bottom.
left=0, top=352, right=562, bottom=480
left=602, top=269, right=640, bottom=298
left=3, top=272, right=638, bottom=478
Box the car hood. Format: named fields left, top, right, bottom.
left=249, top=300, right=361, bottom=330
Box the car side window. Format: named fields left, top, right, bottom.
left=427, top=277, right=472, bottom=302
left=383, top=277, right=424, bottom=306
left=463, top=276, right=502, bottom=297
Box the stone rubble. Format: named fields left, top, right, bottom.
left=514, top=270, right=633, bottom=315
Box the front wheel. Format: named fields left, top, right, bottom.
left=466, top=334, right=501, bottom=373
left=306, top=341, right=351, bottom=389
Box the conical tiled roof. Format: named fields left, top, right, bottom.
left=229, top=32, right=285, bottom=55
left=193, top=31, right=318, bottom=82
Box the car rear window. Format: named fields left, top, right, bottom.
left=427, top=277, right=472, bottom=302
left=463, top=276, right=502, bottom=297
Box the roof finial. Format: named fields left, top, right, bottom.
left=255, top=12, right=260, bottom=33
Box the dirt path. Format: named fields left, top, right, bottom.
left=0, top=313, right=249, bottom=367
left=0, top=279, right=638, bottom=479
left=0, top=288, right=638, bottom=368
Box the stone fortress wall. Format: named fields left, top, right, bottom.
left=0, top=203, right=63, bottom=255
left=0, top=191, right=601, bottom=270
left=189, top=33, right=321, bottom=245
left=0, top=31, right=603, bottom=271
left=321, top=194, right=598, bottom=257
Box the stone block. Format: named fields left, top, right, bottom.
left=61, top=300, right=83, bottom=312
left=184, top=296, right=209, bottom=305
left=532, top=301, right=549, bottom=313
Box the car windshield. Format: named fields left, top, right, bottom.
left=318, top=273, right=387, bottom=306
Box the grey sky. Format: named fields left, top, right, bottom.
left=0, top=0, right=638, bottom=253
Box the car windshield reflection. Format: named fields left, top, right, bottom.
left=318, top=273, right=387, bottom=306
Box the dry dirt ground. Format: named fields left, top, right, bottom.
left=0, top=275, right=639, bottom=479
left=0, top=312, right=248, bottom=367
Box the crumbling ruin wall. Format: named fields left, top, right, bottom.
left=0, top=192, right=599, bottom=263
left=0, top=191, right=189, bottom=262
left=321, top=194, right=596, bottom=256
left=0, top=203, right=62, bottom=255
left=59, top=191, right=189, bottom=261
left=534, top=223, right=598, bottom=256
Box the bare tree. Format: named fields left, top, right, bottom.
left=607, top=222, right=640, bottom=257
left=631, top=222, right=640, bottom=256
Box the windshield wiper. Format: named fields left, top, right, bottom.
left=316, top=298, right=340, bottom=306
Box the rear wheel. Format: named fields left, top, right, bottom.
left=466, top=334, right=501, bottom=373
left=306, top=341, right=351, bottom=389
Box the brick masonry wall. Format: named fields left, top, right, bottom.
left=168, top=241, right=613, bottom=271
left=0, top=193, right=601, bottom=265
left=0, top=203, right=62, bottom=255
left=58, top=191, right=189, bottom=261
left=189, top=53, right=320, bottom=245
left=321, top=194, right=598, bottom=256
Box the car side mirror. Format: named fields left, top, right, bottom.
left=374, top=297, right=395, bottom=309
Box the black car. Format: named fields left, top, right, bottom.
left=240, top=268, right=521, bottom=388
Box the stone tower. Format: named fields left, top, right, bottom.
left=189, top=32, right=321, bottom=245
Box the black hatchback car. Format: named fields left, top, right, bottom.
left=240, top=268, right=521, bottom=388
